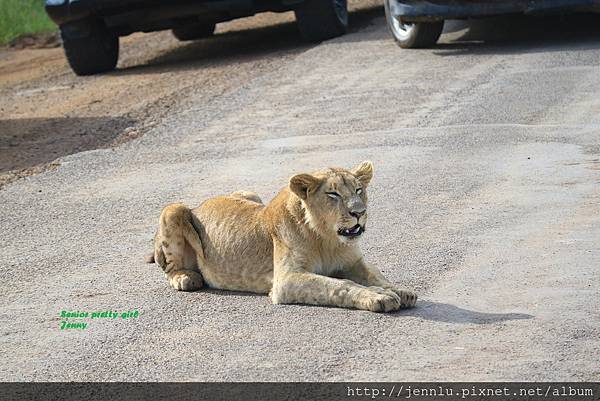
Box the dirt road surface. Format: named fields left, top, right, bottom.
left=1, top=4, right=599, bottom=381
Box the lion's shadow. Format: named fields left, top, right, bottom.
left=399, top=300, right=533, bottom=324
left=198, top=290, right=534, bottom=324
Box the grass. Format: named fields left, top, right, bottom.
left=0, top=0, right=56, bottom=45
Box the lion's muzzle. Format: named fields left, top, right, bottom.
left=337, top=224, right=365, bottom=238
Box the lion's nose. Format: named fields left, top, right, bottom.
left=350, top=209, right=366, bottom=219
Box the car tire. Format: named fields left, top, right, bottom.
left=384, top=0, right=444, bottom=48
left=295, top=0, right=348, bottom=42
left=60, top=20, right=119, bottom=76
left=172, top=23, right=216, bottom=41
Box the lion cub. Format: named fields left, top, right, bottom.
left=147, top=161, right=417, bottom=312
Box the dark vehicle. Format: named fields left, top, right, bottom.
left=383, top=0, right=600, bottom=48
left=45, top=0, right=348, bottom=75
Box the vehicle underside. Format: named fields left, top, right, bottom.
left=47, top=0, right=303, bottom=37
left=46, top=0, right=349, bottom=75
left=388, top=0, right=600, bottom=22
left=384, top=0, right=600, bottom=48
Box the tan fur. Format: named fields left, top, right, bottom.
left=148, top=161, right=417, bottom=312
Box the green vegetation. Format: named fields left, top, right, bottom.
left=0, top=0, right=56, bottom=44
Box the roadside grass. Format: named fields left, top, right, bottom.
left=0, top=0, right=56, bottom=45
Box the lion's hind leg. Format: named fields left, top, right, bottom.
left=156, top=203, right=205, bottom=291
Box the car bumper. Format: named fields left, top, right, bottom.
left=45, top=0, right=93, bottom=25
left=45, top=0, right=260, bottom=26
left=389, top=0, right=600, bottom=21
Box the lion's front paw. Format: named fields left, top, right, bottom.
left=386, top=287, right=418, bottom=308
left=168, top=270, right=204, bottom=291
left=360, top=289, right=401, bottom=313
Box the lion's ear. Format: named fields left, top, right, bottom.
left=351, top=160, right=373, bottom=187
left=289, top=174, right=321, bottom=200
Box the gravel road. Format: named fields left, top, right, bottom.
left=0, top=7, right=599, bottom=381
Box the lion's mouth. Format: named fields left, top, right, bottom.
left=338, top=224, right=364, bottom=238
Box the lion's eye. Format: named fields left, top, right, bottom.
left=356, top=188, right=363, bottom=195
left=326, top=192, right=341, bottom=200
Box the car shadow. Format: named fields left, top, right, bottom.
left=398, top=300, right=533, bottom=324
left=434, top=14, right=600, bottom=56
left=113, top=5, right=384, bottom=75
left=0, top=117, right=136, bottom=174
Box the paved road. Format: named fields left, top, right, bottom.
left=1, top=11, right=599, bottom=381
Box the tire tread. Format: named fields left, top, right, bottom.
left=295, top=0, right=348, bottom=42
left=60, top=21, right=118, bottom=76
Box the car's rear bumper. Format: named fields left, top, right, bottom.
left=390, top=0, right=600, bottom=21
left=45, top=0, right=93, bottom=25
left=45, top=0, right=276, bottom=26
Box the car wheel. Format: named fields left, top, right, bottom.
left=384, top=0, right=444, bottom=48
left=295, top=0, right=348, bottom=42
left=60, top=20, right=119, bottom=76
left=172, top=23, right=216, bottom=41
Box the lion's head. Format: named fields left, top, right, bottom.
left=289, top=161, right=373, bottom=244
